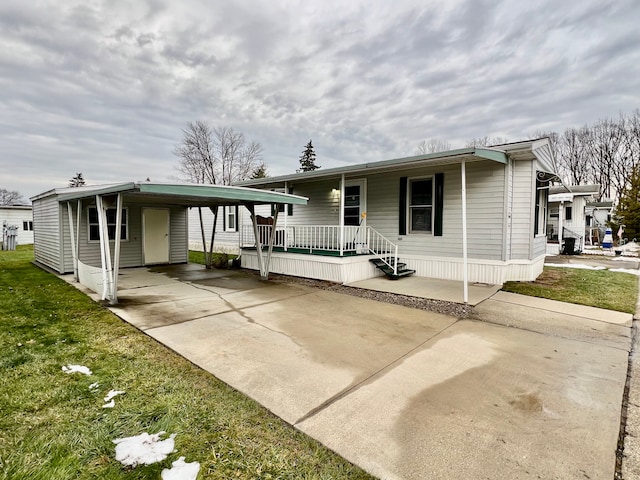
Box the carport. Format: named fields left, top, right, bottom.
left=38, top=182, right=307, bottom=305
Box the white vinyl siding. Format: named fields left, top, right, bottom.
left=188, top=207, right=241, bottom=252
left=509, top=160, right=535, bottom=259
left=32, top=198, right=62, bottom=271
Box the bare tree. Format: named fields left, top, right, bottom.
left=0, top=188, right=25, bottom=205
left=173, top=121, right=264, bottom=268
left=415, top=138, right=452, bottom=155
left=173, top=121, right=263, bottom=185
left=464, top=136, right=509, bottom=147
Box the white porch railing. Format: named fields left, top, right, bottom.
left=241, top=224, right=399, bottom=273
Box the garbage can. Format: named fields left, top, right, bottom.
left=562, top=237, right=576, bottom=255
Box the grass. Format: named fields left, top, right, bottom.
left=502, top=266, right=638, bottom=313
left=0, top=245, right=373, bottom=480
left=188, top=250, right=237, bottom=268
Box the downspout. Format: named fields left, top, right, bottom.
left=339, top=174, right=345, bottom=256
left=461, top=161, right=469, bottom=304
left=66, top=202, right=78, bottom=280
left=75, top=199, right=81, bottom=281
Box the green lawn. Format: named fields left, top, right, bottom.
left=0, top=246, right=373, bottom=480
left=502, top=266, right=638, bottom=313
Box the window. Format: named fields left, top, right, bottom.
left=22, top=221, right=33, bottom=231
left=271, top=187, right=294, bottom=216
left=88, top=207, right=128, bottom=241
left=409, top=178, right=433, bottom=233
left=344, top=185, right=361, bottom=226
left=224, top=206, right=237, bottom=232
left=534, top=180, right=548, bottom=236
left=565, top=206, right=572, bottom=221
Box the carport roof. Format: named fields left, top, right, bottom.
left=31, top=182, right=308, bottom=207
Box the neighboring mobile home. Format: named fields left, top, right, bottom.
left=547, top=184, right=600, bottom=254
left=237, top=138, right=558, bottom=292
left=31, top=182, right=306, bottom=304
left=0, top=204, right=34, bottom=245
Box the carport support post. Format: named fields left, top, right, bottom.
left=95, top=195, right=113, bottom=301
left=76, top=200, right=81, bottom=280
left=247, top=205, right=266, bottom=278
left=263, top=206, right=279, bottom=279
left=197, top=207, right=212, bottom=268
left=461, top=160, right=469, bottom=304
left=111, top=193, right=123, bottom=305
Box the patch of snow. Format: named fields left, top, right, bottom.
left=161, top=456, right=201, bottom=480
left=102, top=400, right=115, bottom=408
left=104, top=390, right=125, bottom=402
left=544, top=263, right=606, bottom=270
left=610, top=268, right=640, bottom=276
left=113, top=432, right=176, bottom=467
left=62, top=365, right=92, bottom=375
left=89, top=382, right=100, bottom=391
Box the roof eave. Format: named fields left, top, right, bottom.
left=238, top=148, right=508, bottom=188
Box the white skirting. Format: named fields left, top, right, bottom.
left=241, top=250, right=545, bottom=285
left=77, top=260, right=105, bottom=295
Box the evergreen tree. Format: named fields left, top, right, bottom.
left=251, top=162, right=268, bottom=179
left=615, top=165, right=640, bottom=240
left=298, top=140, right=320, bottom=172
left=69, top=173, right=86, bottom=187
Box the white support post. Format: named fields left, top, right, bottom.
left=111, top=193, right=123, bottom=305
left=263, top=207, right=279, bottom=279
left=248, top=205, right=265, bottom=278
left=198, top=207, right=207, bottom=257
left=339, top=174, right=345, bottom=256
left=461, top=161, right=469, bottom=304
left=95, top=195, right=110, bottom=300
left=66, top=202, right=78, bottom=281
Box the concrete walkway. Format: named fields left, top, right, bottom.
left=62, top=265, right=633, bottom=480
left=347, top=275, right=501, bottom=306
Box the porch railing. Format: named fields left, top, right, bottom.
left=242, top=224, right=369, bottom=253
left=241, top=224, right=399, bottom=273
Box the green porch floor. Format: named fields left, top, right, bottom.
left=242, top=246, right=370, bottom=257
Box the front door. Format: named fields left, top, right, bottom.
left=143, top=208, right=170, bottom=265
left=344, top=179, right=367, bottom=250
left=344, top=179, right=366, bottom=226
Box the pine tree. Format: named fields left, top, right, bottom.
left=616, top=165, right=640, bottom=240
left=251, top=162, right=268, bottom=179
left=69, top=173, right=86, bottom=187
left=298, top=140, right=319, bottom=172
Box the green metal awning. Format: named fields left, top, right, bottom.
left=52, top=182, right=308, bottom=206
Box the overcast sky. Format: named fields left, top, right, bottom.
left=2, top=0, right=639, bottom=201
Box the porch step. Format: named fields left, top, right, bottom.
left=369, top=258, right=416, bottom=280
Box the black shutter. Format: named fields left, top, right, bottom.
left=399, top=177, right=407, bottom=235
left=434, top=173, right=444, bottom=236
left=288, top=187, right=293, bottom=216
left=235, top=206, right=239, bottom=231
left=223, top=206, right=226, bottom=231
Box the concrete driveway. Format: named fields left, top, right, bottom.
left=64, top=264, right=632, bottom=480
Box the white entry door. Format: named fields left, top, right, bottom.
left=143, top=208, right=170, bottom=265
left=344, top=179, right=367, bottom=226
